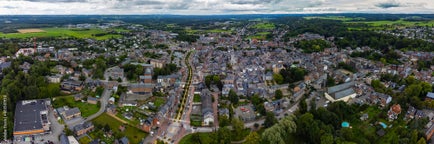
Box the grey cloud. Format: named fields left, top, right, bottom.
left=2, top=6, right=18, bottom=9
left=229, top=0, right=281, bottom=5
left=25, top=0, right=87, bottom=2
left=134, top=0, right=163, bottom=5
left=376, top=1, right=401, bottom=8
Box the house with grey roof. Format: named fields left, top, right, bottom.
left=57, top=106, right=81, bottom=121
left=202, top=90, right=214, bottom=126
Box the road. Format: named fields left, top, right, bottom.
left=67, top=88, right=112, bottom=129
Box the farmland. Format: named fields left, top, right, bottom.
left=0, top=27, right=123, bottom=40
left=251, top=23, right=275, bottom=29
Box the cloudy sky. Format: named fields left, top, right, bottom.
left=0, top=0, right=433, bottom=15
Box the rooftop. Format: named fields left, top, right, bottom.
left=14, top=99, right=48, bottom=134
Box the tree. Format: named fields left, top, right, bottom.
left=326, top=75, right=336, bottom=87
left=219, top=115, right=230, bottom=127
left=229, top=89, right=239, bottom=105
left=277, top=115, right=297, bottom=140
left=232, top=118, right=245, bottom=140
left=296, top=113, right=321, bottom=143
left=245, top=132, right=261, bottom=144
left=417, top=138, right=426, bottom=144
left=321, top=133, right=334, bottom=144
left=79, top=74, right=86, bottom=81
left=273, top=73, right=284, bottom=84
left=275, top=89, right=283, bottom=99
left=264, top=112, right=278, bottom=128
left=299, top=98, right=308, bottom=114
left=216, top=127, right=231, bottom=144
left=261, top=126, right=285, bottom=144
left=410, top=130, right=418, bottom=144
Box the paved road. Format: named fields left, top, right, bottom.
left=85, top=89, right=112, bottom=122
left=67, top=88, right=112, bottom=129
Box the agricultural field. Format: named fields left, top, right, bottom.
left=345, top=19, right=434, bottom=30
left=52, top=95, right=100, bottom=117
left=251, top=23, right=275, bottom=29
left=304, top=16, right=366, bottom=21
left=17, top=28, right=45, bottom=33
left=346, top=19, right=434, bottom=27
left=185, top=28, right=232, bottom=34
left=0, top=27, right=124, bottom=40
left=91, top=113, right=148, bottom=144
left=247, top=31, right=271, bottom=40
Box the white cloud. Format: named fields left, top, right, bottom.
left=0, top=0, right=433, bottom=14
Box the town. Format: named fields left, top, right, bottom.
left=0, top=14, right=433, bottom=144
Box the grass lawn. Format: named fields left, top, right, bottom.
left=190, top=115, right=202, bottom=127
left=179, top=133, right=214, bottom=144
left=52, top=95, right=100, bottom=117
left=154, top=97, right=166, bottom=108
left=251, top=23, right=275, bottom=29
left=78, top=136, right=92, bottom=144
left=0, top=28, right=123, bottom=40
left=193, top=94, right=201, bottom=103
left=92, top=113, right=148, bottom=144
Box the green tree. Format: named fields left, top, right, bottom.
left=417, top=138, right=426, bottom=144
left=232, top=118, right=245, bottom=140
left=245, top=132, right=261, bottom=144
left=410, top=130, right=418, bottom=144
left=321, top=133, right=334, bottom=144
left=326, top=75, right=336, bottom=87
left=261, top=126, right=285, bottom=144
left=273, top=73, right=284, bottom=84
left=264, top=112, right=278, bottom=128
left=229, top=89, right=239, bottom=105
left=275, top=89, right=283, bottom=99
left=218, top=115, right=230, bottom=127
left=216, top=127, right=231, bottom=144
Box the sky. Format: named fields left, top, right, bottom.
left=0, top=0, right=433, bottom=15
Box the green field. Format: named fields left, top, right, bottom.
left=0, top=28, right=123, bottom=40
left=92, top=113, right=148, bottom=144
left=346, top=19, right=434, bottom=30
left=52, top=95, right=100, bottom=117
left=179, top=133, right=214, bottom=144
left=251, top=23, right=275, bottom=29
left=304, top=16, right=366, bottom=21
left=247, top=31, right=271, bottom=40
left=348, top=20, right=434, bottom=27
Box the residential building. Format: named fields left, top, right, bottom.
left=87, top=97, right=98, bottom=104
left=202, top=90, right=214, bottom=126
left=74, top=122, right=94, bottom=136
left=387, top=104, right=401, bottom=121
left=104, top=66, right=124, bottom=81
left=61, top=80, right=84, bottom=93
left=57, top=106, right=81, bottom=121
